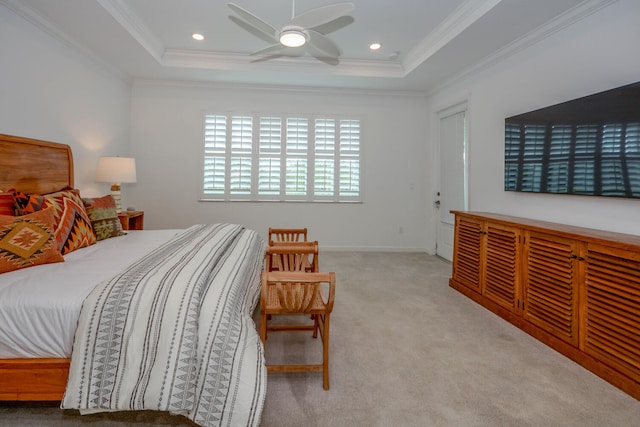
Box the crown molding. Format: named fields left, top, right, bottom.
left=426, top=0, right=619, bottom=97
left=162, top=49, right=405, bottom=78
left=0, top=0, right=131, bottom=83
left=96, top=0, right=164, bottom=63
left=402, top=0, right=504, bottom=75
left=133, top=78, right=427, bottom=99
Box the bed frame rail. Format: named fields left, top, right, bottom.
left=0, top=359, right=69, bottom=400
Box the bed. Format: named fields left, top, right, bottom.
left=0, top=134, right=267, bottom=426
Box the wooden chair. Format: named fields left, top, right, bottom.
left=266, top=241, right=319, bottom=273
left=260, top=271, right=336, bottom=390
left=268, top=227, right=308, bottom=244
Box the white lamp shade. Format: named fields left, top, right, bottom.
left=96, top=157, right=137, bottom=184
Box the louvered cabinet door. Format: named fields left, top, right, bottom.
left=452, top=216, right=484, bottom=293
left=583, top=243, right=640, bottom=381
left=523, top=232, right=579, bottom=345
left=483, top=224, right=520, bottom=311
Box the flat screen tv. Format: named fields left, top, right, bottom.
left=504, top=81, right=640, bottom=198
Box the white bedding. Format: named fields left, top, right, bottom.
left=62, top=224, right=266, bottom=427
left=0, top=229, right=180, bottom=358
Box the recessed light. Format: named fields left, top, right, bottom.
left=369, top=42, right=382, bottom=51
left=192, top=33, right=204, bottom=41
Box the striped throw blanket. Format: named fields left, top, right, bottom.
left=62, top=224, right=266, bottom=427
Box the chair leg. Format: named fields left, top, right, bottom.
left=260, top=312, right=267, bottom=343
left=312, top=315, right=319, bottom=338
left=322, top=314, right=330, bottom=390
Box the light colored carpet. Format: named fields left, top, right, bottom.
left=1, top=252, right=638, bottom=426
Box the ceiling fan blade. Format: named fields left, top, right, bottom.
left=288, top=2, right=355, bottom=30
left=228, top=3, right=278, bottom=41
left=307, top=30, right=341, bottom=58
left=251, top=54, right=285, bottom=63
left=229, top=16, right=277, bottom=44
left=250, top=48, right=305, bottom=63
left=308, top=51, right=340, bottom=66
left=312, top=15, right=354, bottom=35
left=251, top=44, right=285, bottom=56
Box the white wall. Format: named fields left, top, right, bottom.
left=426, top=0, right=640, bottom=236
left=7, top=0, right=637, bottom=250
left=0, top=5, right=131, bottom=197
left=129, top=82, right=430, bottom=250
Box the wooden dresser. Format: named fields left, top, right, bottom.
left=449, top=211, right=640, bottom=400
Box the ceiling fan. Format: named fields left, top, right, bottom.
left=227, top=1, right=355, bottom=62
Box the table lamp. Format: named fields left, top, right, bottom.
left=96, top=156, right=137, bottom=213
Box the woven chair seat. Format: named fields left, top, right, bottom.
left=267, top=281, right=324, bottom=313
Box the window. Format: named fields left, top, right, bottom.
left=203, top=113, right=361, bottom=201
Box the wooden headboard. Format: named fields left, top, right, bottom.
left=0, top=134, right=74, bottom=194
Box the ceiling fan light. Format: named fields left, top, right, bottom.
left=280, top=29, right=307, bottom=48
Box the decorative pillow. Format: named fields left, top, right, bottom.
left=0, top=192, right=15, bottom=216
left=13, top=191, right=46, bottom=215
left=82, top=195, right=125, bottom=241
left=0, top=206, right=65, bottom=274
left=42, top=189, right=96, bottom=254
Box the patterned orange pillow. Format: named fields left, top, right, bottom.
left=0, top=192, right=15, bottom=216
left=42, top=189, right=96, bottom=254
left=0, top=206, right=65, bottom=273
left=13, top=191, right=46, bottom=215
left=82, top=195, right=125, bottom=241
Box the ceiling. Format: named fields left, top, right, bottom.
left=3, top=0, right=606, bottom=93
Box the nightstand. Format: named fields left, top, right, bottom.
left=118, top=211, right=144, bottom=230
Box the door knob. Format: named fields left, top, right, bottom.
left=434, top=200, right=441, bottom=208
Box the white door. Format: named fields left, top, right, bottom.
left=435, top=106, right=468, bottom=261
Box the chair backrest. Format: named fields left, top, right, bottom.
left=266, top=241, right=319, bottom=272
left=268, top=227, right=308, bottom=244
left=262, top=271, right=335, bottom=314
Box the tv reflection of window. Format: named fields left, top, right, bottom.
left=504, top=81, right=640, bottom=199
left=505, top=121, right=640, bottom=197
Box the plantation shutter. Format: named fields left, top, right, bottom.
left=230, top=116, right=252, bottom=195
left=259, top=117, right=282, bottom=196
left=339, top=119, right=360, bottom=198
left=286, top=118, right=308, bottom=197
left=203, top=115, right=227, bottom=195
left=202, top=113, right=362, bottom=201
left=314, top=118, right=335, bottom=197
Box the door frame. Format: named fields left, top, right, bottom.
left=433, top=100, right=469, bottom=260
